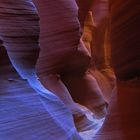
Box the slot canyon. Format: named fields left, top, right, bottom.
left=0, top=0, right=139, bottom=140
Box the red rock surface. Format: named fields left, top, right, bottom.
left=0, top=0, right=139, bottom=139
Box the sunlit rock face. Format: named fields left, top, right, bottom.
left=80, top=0, right=116, bottom=103
left=110, top=0, right=140, bottom=80
left=82, top=10, right=116, bottom=102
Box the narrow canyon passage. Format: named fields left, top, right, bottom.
left=0, top=0, right=140, bottom=140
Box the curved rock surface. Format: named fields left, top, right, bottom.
left=0, top=0, right=139, bottom=139
left=110, top=0, right=140, bottom=80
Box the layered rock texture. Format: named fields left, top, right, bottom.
left=0, top=0, right=139, bottom=139
left=0, top=0, right=39, bottom=79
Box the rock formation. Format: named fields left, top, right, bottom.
left=0, top=0, right=139, bottom=139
